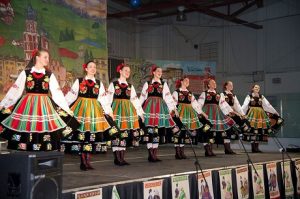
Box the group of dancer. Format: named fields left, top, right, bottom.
left=0, top=49, right=283, bottom=171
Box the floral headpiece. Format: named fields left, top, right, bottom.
left=116, top=63, right=125, bottom=73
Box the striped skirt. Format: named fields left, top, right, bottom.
left=202, top=104, right=235, bottom=132
left=1, top=93, right=67, bottom=151
left=177, top=103, right=203, bottom=130
left=71, top=97, right=110, bottom=133
left=247, top=107, right=271, bottom=129
left=143, top=96, right=175, bottom=128
left=112, top=99, right=139, bottom=130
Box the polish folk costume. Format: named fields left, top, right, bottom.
left=0, top=67, right=72, bottom=151
left=172, top=88, right=203, bottom=159
left=140, top=79, right=179, bottom=162
left=61, top=77, right=117, bottom=170
left=221, top=91, right=250, bottom=154
left=198, top=90, right=236, bottom=156
left=107, top=79, right=144, bottom=165
left=241, top=93, right=282, bottom=152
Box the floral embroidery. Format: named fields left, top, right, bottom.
left=26, top=74, right=35, bottom=90
left=206, top=93, right=212, bottom=101
left=83, top=144, right=92, bottom=152
left=33, top=144, right=41, bottom=151
left=215, top=94, right=220, bottom=101
left=93, top=84, right=99, bottom=95
left=79, top=81, right=87, bottom=94
left=147, top=85, right=154, bottom=93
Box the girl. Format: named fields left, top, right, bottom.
left=0, top=49, right=72, bottom=151
left=198, top=79, right=236, bottom=156
left=172, top=77, right=205, bottom=159
left=220, top=81, right=250, bottom=154
left=107, top=63, right=144, bottom=166
left=139, top=65, right=179, bottom=162
left=61, top=61, right=116, bottom=171
left=241, top=84, right=282, bottom=152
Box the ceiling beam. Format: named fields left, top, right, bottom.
left=230, top=0, right=257, bottom=17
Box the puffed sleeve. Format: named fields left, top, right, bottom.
left=219, top=93, right=233, bottom=115
left=106, top=82, right=115, bottom=106
left=0, top=71, right=26, bottom=108
left=49, top=74, right=72, bottom=114
left=262, top=95, right=279, bottom=115
left=139, top=82, right=148, bottom=106
left=233, top=95, right=245, bottom=115
left=197, top=92, right=206, bottom=109
left=97, top=81, right=113, bottom=114
left=163, top=82, right=176, bottom=112
left=130, top=85, right=144, bottom=117
left=191, top=94, right=203, bottom=114
left=64, top=79, right=79, bottom=106
left=172, top=90, right=178, bottom=105
left=241, top=95, right=251, bottom=114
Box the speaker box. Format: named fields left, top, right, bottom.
left=0, top=151, right=63, bottom=199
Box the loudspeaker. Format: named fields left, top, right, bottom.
left=0, top=151, right=63, bottom=199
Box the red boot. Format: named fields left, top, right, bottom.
left=80, top=153, right=88, bottom=171
left=85, top=153, right=94, bottom=170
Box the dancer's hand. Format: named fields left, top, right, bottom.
left=140, top=115, right=145, bottom=123
left=201, top=112, right=208, bottom=120
left=0, top=106, right=3, bottom=110
left=174, top=109, right=179, bottom=117
left=109, top=112, right=115, bottom=120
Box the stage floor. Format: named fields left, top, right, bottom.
left=62, top=144, right=300, bottom=193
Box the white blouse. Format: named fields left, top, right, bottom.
left=0, top=68, right=72, bottom=114
left=197, top=90, right=233, bottom=115
left=106, top=79, right=144, bottom=117
left=64, top=77, right=112, bottom=114
left=220, top=91, right=245, bottom=115
left=139, top=79, right=176, bottom=112
left=241, top=94, right=279, bottom=115
left=172, top=88, right=203, bottom=114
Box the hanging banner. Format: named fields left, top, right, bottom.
left=143, top=179, right=163, bottom=199
left=112, top=185, right=120, bottom=199
left=219, top=169, right=233, bottom=199
left=295, top=159, right=300, bottom=195
left=197, top=171, right=214, bottom=199
left=266, top=162, right=280, bottom=199
left=252, top=164, right=265, bottom=199
left=75, top=188, right=102, bottom=199
left=281, top=161, right=294, bottom=197
left=235, top=166, right=249, bottom=199
left=171, top=175, right=190, bottom=199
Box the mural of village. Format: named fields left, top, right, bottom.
left=123, top=59, right=216, bottom=95
left=0, top=0, right=108, bottom=98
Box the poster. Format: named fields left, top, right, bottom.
left=143, top=179, right=163, bottom=199
left=197, top=171, right=214, bottom=199
left=266, top=162, right=280, bottom=199
left=235, top=166, right=249, bottom=199
left=75, top=188, right=102, bottom=199
left=252, top=164, right=265, bottom=199
left=219, top=169, right=233, bottom=199
left=171, top=175, right=190, bottom=199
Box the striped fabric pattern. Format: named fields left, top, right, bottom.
left=71, top=97, right=110, bottom=133
left=2, top=94, right=66, bottom=132
left=112, top=99, right=139, bottom=130
left=247, top=107, right=271, bottom=129
left=143, top=96, right=175, bottom=128
left=203, top=104, right=235, bottom=131
left=177, top=103, right=203, bottom=130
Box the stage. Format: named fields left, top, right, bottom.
left=61, top=143, right=300, bottom=198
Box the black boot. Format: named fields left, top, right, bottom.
left=180, top=147, right=187, bottom=159
left=224, top=143, right=236, bottom=154
left=153, top=148, right=162, bottom=162
left=209, top=143, right=216, bottom=156
left=204, top=145, right=213, bottom=157
left=120, top=150, right=130, bottom=165
left=85, top=153, right=94, bottom=170
left=113, top=151, right=125, bottom=166
left=148, top=148, right=156, bottom=162
left=255, top=142, right=262, bottom=153
left=175, top=146, right=182, bottom=159
left=80, top=153, right=88, bottom=171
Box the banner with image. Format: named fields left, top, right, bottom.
left=252, top=164, right=265, bottom=199
left=143, top=179, right=163, bottom=199
left=219, top=169, right=233, bottom=199
left=281, top=161, right=294, bottom=197
left=235, top=166, right=249, bottom=199
left=171, top=175, right=190, bottom=199
left=295, top=159, right=300, bottom=195
left=266, top=162, right=280, bottom=199
left=197, top=171, right=214, bottom=199
left=75, top=188, right=102, bottom=199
